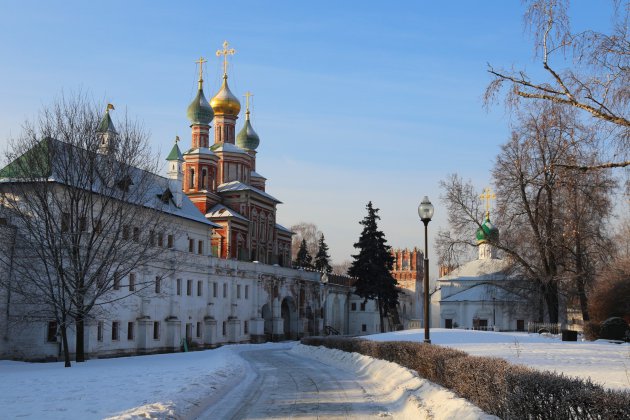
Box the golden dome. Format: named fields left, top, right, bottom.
left=210, top=75, right=241, bottom=116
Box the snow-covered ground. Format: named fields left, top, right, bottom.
left=366, top=328, right=630, bottom=390
left=0, top=343, right=250, bottom=419
left=291, top=344, right=496, bottom=420
left=0, top=341, right=493, bottom=420
left=1, top=330, right=627, bottom=419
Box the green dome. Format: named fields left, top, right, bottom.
left=187, top=88, right=214, bottom=125
left=476, top=215, right=499, bottom=243
left=236, top=116, right=260, bottom=151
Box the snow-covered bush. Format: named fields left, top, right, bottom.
left=301, top=336, right=630, bottom=419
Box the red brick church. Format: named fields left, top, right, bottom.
left=167, top=42, right=292, bottom=265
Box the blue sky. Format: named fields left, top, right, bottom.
left=0, top=1, right=618, bottom=273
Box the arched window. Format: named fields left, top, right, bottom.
left=260, top=214, right=266, bottom=241
left=251, top=209, right=258, bottom=240
left=201, top=168, right=208, bottom=189
left=189, top=168, right=195, bottom=189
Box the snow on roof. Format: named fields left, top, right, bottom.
left=439, top=257, right=512, bottom=282
left=441, top=283, right=524, bottom=303
left=153, top=184, right=220, bottom=228
left=183, top=147, right=216, bottom=156
left=210, top=142, right=249, bottom=155
left=0, top=138, right=217, bottom=228
left=250, top=170, right=266, bottom=179
left=217, top=180, right=282, bottom=203
left=206, top=204, right=249, bottom=222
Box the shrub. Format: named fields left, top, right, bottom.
left=300, top=336, right=630, bottom=419
left=589, top=258, right=630, bottom=326
left=599, top=317, right=629, bottom=341
left=584, top=321, right=601, bottom=341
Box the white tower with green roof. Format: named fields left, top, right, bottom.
left=166, top=136, right=184, bottom=207
left=97, top=104, right=117, bottom=155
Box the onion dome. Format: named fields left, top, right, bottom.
left=236, top=111, right=260, bottom=150
left=187, top=86, right=214, bottom=126
left=210, top=75, right=241, bottom=116
left=475, top=213, right=500, bottom=244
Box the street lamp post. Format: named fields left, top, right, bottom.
left=418, top=196, right=434, bottom=344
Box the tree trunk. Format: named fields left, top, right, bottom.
left=543, top=282, right=559, bottom=323
left=574, top=239, right=590, bottom=322
left=60, top=324, right=71, bottom=368
left=75, top=313, right=85, bottom=362
left=377, top=299, right=385, bottom=333
left=576, top=275, right=590, bottom=322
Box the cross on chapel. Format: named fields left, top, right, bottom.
left=480, top=187, right=496, bottom=218
left=216, top=41, right=236, bottom=76
left=244, top=91, right=253, bottom=114
left=195, top=56, right=207, bottom=85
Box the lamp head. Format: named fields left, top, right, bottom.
left=418, top=196, right=434, bottom=223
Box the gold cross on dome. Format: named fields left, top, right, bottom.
left=244, top=91, right=253, bottom=112
left=195, top=56, right=207, bottom=82
left=216, top=40, right=236, bottom=76
left=480, top=187, right=496, bottom=218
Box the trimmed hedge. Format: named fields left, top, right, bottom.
left=301, top=336, right=630, bottom=419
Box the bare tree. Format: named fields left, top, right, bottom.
left=494, top=103, right=615, bottom=322
left=436, top=174, right=485, bottom=270
left=0, top=93, right=179, bottom=366
left=331, top=260, right=352, bottom=276
left=439, top=103, right=616, bottom=323
left=486, top=0, right=630, bottom=170
left=290, top=222, right=322, bottom=262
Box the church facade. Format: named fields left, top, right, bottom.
left=0, top=42, right=383, bottom=362
left=430, top=212, right=534, bottom=331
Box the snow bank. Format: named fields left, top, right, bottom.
left=0, top=346, right=247, bottom=420
left=366, top=329, right=630, bottom=390
left=292, top=343, right=498, bottom=420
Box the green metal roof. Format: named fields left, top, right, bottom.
left=475, top=215, right=499, bottom=243
left=96, top=111, right=117, bottom=134
left=166, top=142, right=183, bottom=161
left=0, top=138, right=52, bottom=179
left=236, top=119, right=260, bottom=151
left=187, top=88, right=214, bottom=125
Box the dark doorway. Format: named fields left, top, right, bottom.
left=185, top=323, right=192, bottom=344
left=445, top=319, right=453, bottom=329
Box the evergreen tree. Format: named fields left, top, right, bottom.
left=314, top=233, right=332, bottom=273
left=348, top=202, right=398, bottom=332
left=294, top=238, right=313, bottom=268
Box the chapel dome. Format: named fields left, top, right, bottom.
left=186, top=88, right=214, bottom=125
left=475, top=215, right=500, bottom=244
left=210, top=75, right=241, bottom=116
left=236, top=115, right=260, bottom=150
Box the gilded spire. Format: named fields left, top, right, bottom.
left=244, top=91, right=253, bottom=120
left=480, top=187, right=496, bottom=219
left=195, top=56, right=207, bottom=90
left=216, top=40, right=236, bottom=78
left=210, top=41, right=241, bottom=116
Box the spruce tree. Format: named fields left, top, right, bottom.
left=314, top=233, right=333, bottom=273
left=294, top=238, right=313, bottom=268
left=348, top=201, right=398, bottom=332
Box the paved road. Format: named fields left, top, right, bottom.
left=196, top=346, right=396, bottom=419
